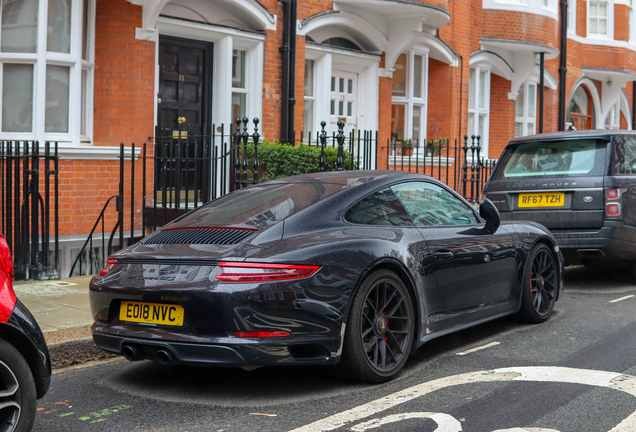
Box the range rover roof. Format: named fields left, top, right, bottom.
left=507, top=129, right=634, bottom=146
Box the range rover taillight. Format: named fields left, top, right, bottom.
left=605, top=188, right=622, bottom=219
left=605, top=189, right=620, bottom=200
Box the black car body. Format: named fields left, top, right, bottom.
left=90, top=171, right=563, bottom=382
left=0, top=234, right=51, bottom=431
left=483, top=130, right=636, bottom=270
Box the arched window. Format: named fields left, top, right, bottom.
left=322, top=37, right=363, bottom=51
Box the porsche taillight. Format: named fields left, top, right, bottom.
left=0, top=234, right=14, bottom=283
left=99, top=259, right=117, bottom=276
left=216, top=262, right=320, bottom=282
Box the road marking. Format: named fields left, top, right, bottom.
left=609, top=295, right=635, bottom=303
left=350, top=412, right=461, bottom=431
left=456, top=342, right=500, bottom=356
left=288, top=367, right=636, bottom=432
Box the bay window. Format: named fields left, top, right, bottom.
left=589, top=0, right=611, bottom=38
left=467, top=67, right=490, bottom=155
left=391, top=51, right=427, bottom=150
left=515, top=81, right=537, bottom=137
left=0, top=0, right=94, bottom=142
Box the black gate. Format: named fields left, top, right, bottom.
left=1, top=141, right=59, bottom=280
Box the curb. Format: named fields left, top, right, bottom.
left=48, top=337, right=118, bottom=370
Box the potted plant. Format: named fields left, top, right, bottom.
left=401, top=138, right=413, bottom=157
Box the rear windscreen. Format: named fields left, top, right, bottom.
left=493, top=139, right=607, bottom=180
left=169, top=182, right=346, bottom=230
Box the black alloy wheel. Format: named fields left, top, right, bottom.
left=339, top=270, right=414, bottom=383
left=0, top=339, right=36, bottom=432
left=518, top=244, right=558, bottom=323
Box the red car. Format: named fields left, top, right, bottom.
left=0, top=234, right=51, bottom=432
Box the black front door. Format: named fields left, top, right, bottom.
left=158, top=36, right=212, bottom=138
left=155, top=36, right=213, bottom=206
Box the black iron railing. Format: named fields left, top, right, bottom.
left=71, top=120, right=496, bottom=277
left=1, top=141, right=59, bottom=280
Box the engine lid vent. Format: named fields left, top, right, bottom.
left=143, top=228, right=257, bottom=245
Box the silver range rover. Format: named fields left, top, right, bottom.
left=483, top=130, right=636, bottom=276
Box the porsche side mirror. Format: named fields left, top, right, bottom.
left=479, top=198, right=500, bottom=234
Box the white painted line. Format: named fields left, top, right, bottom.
left=456, top=342, right=500, bottom=356
left=287, top=367, right=636, bottom=432
left=609, top=295, right=635, bottom=303
left=350, top=412, right=461, bottom=432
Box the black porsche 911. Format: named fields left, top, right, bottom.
left=90, top=171, right=563, bottom=382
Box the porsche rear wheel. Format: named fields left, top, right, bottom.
left=339, top=270, right=414, bottom=383
left=518, top=244, right=558, bottom=323
left=0, top=339, right=36, bottom=432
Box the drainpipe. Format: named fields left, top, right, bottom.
left=632, top=83, right=636, bottom=130
left=539, top=52, right=544, bottom=133
left=558, top=0, right=568, bottom=131
left=279, top=0, right=297, bottom=144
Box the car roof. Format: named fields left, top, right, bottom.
left=507, top=129, right=635, bottom=146
left=264, top=170, right=433, bottom=188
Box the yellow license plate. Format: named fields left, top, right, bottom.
left=518, top=192, right=565, bottom=208
left=119, top=301, right=184, bottom=326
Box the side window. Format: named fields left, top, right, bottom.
left=345, top=189, right=414, bottom=227
left=612, top=136, right=636, bottom=174
left=391, top=182, right=479, bottom=227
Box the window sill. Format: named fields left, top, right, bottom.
left=47, top=143, right=141, bottom=160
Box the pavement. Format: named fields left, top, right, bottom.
left=12, top=275, right=117, bottom=369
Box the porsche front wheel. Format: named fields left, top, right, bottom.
left=518, top=244, right=558, bottom=323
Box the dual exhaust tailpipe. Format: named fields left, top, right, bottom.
left=121, top=344, right=177, bottom=366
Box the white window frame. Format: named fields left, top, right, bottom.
left=568, top=0, right=577, bottom=34
left=304, top=43, right=380, bottom=136
left=467, top=66, right=491, bottom=157
left=588, top=0, right=614, bottom=40
left=0, top=0, right=95, bottom=144
left=303, top=59, right=316, bottom=142
left=541, top=0, right=557, bottom=13
left=231, top=48, right=248, bottom=122
left=515, top=81, right=538, bottom=138
left=391, top=49, right=428, bottom=149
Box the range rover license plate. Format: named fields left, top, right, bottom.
left=119, top=301, right=184, bottom=326
left=518, top=192, right=565, bottom=208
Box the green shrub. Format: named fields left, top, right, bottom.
left=238, top=142, right=355, bottom=182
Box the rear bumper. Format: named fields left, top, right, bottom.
left=92, top=328, right=342, bottom=367
left=551, top=224, right=636, bottom=265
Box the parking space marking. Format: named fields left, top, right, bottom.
left=609, top=295, right=635, bottom=303
left=456, top=342, right=500, bottom=356
left=288, top=367, right=636, bottom=432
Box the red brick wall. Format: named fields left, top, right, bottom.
left=488, top=74, right=514, bottom=160
left=615, top=4, right=630, bottom=41
left=576, top=0, right=586, bottom=37
left=93, top=0, right=155, bottom=147
left=481, top=10, right=559, bottom=49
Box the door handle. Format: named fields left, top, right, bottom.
left=433, top=250, right=455, bottom=261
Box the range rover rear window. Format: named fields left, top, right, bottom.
left=493, top=139, right=606, bottom=180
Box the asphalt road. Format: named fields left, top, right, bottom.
left=34, top=265, right=636, bottom=432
